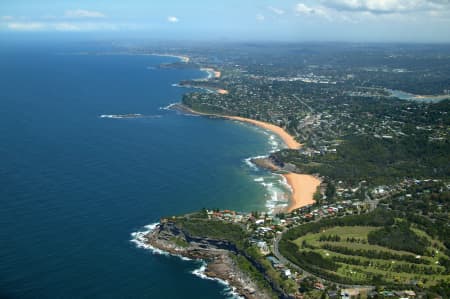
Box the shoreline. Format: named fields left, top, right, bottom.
left=200, top=67, right=222, bottom=79
left=150, top=53, right=190, bottom=63
left=157, top=52, right=321, bottom=210
left=173, top=103, right=321, bottom=211
left=174, top=103, right=300, bottom=150
left=135, top=222, right=272, bottom=299
left=283, top=173, right=321, bottom=212
left=224, top=116, right=301, bottom=150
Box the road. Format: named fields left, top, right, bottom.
left=272, top=225, right=375, bottom=290
left=273, top=229, right=317, bottom=279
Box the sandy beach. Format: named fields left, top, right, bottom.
left=177, top=104, right=299, bottom=149
left=151, top=53, right=190, bottom=63
left=225, top=116, right=301, bottom=150
left=223, top=116, right=321, bottom=211
left=175, top=103, right=320, bottom=211
left=201, top=68, right=222, bottom=79
left=283, top=173, right=321, bottom=212
left=217, top=89, right=229, bottom=95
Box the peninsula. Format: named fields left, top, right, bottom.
left=142, top=178, right=450, bottom=299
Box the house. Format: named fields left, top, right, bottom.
left=255, top=219, right=265, bottom=225
left=328, top=290, right=339, bottom=299
left=267, top=256, right=281, bottom=267
left=233, top=214, right=243, bottom=223
left=341, top=288, right=360, bottom=299
left=256, top=241, right=270, bottom=255
left=314, top=282, right=325, bottom=290
left=397, top=290, right=416, bottom=298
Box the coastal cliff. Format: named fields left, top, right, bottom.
left=144, top=220, right=283, bottom=299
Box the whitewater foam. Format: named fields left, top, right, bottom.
left=268, top=134, right=281, bottom=152
left=131, top=223, right=170, bottom=256
left=100, top=114, right=162, bottom=119
left=159, top=103, right=177, bottom=111
left=131, top=224, right=244, bottom=297
left=244, top=154, right=290, bottom=215
left=243, top=157, right=259, bottom=171
left=191, top=261, right=244, bottom=299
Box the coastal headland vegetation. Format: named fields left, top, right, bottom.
left=146, top=179, right=450, bottom=298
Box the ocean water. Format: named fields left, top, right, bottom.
left=0, top=41, right=288, bottom=299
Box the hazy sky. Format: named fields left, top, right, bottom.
left=1, top=0, right=450, bottom=42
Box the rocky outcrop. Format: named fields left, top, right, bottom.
left=149, top=221, right=237, bottom=253
left=268, top=154, right=285, bottom=168
left=144, top=221, right=275, bottom=299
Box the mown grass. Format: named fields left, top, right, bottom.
left=292, top=226, right=449, bottom=287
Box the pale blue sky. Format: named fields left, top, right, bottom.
left=1, top=0, right=449, bottom=42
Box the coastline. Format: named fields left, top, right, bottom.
left=283, top=173, right=321, bottom=212
left=224, top=116, right=301, bottom=150
left=150, top=53, right=190, bottom=63
left=174, top=103, right=300, bottom=150
left=173, top=103, right=321, bottom=212
left=200, top=67, right=222, bottom=79
left=132, top=222, right=273, bottom=299
left=136, top=55, right=319, bottom=298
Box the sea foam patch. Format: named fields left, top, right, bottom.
left=159, top=103, right=177, bottom=111
left=268, top=134, right=281, bottom=152
left=100, top=114, right=162, bottom=119
left=130, top=223, right=169, bottom=257
left=243, top=155, right=289, bottom=214
left=130, top=223, right=191, bottom=260
left=132, top=224, right=242, bottom=298
left=191, top=261, right=244, bottom=299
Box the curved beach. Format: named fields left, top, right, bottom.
left=224, top=116, right=301, bottom=150
left=283, top=173, right=321, bottom=212
left=177, top=104, right=320, bottom=211
left=223, top=116, right=320, bottom=211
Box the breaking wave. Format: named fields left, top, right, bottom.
left=191, top=261, right=244, bottom=299
left=131, top=224, right=242, bottom=298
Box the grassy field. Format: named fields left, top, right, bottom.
left=292, top=226, right=449, bottom=287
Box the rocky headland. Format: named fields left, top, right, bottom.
left=144, top=221, right=275, bottom=299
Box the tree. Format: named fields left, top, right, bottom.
left=326, top=182, right=336, bottom=200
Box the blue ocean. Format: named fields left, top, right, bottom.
left=0, top=41, right=287, bottom=299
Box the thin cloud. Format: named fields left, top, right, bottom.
left=268, top=6, right=285, bottom=15
left=1, top=16, right=14, bottom=21
left=7, top=22, right=45, bottom=31
left=65, top=9, right=105, bottom=18
left=318, top=0, right=450, bottom=14
left=6, top=21, right=118, bottom=32
left=294, top=0, right=450, bottom=23
left=256, top=14, right=265, bottom=21
left=54, top=22, right=81, bottom=31
left=295, top=3, right=330, bottom=19
left=167, top=16, right=179, bottom=23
